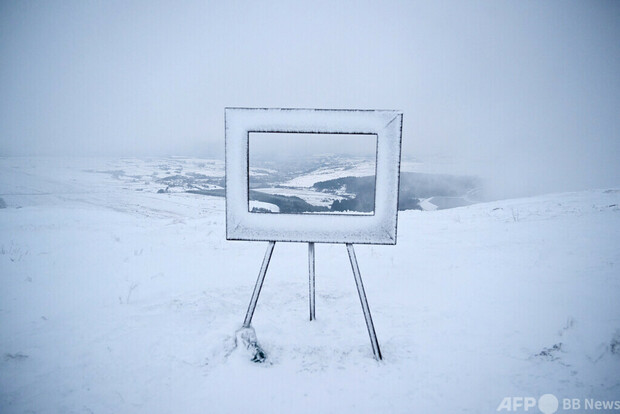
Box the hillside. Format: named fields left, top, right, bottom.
left=1, top=157, right=619, bottom=413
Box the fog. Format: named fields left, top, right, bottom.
left=250, top=133, right=377, bottom=160
left=1, top=1, right=618, bottom=199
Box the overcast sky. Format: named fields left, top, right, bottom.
left=1, top=0, right=618, bottom=198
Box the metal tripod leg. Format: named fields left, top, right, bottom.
left=308, top=242, right=316, bottom=321
left=346, top=243, right=382, bottom=360
left=243, top=241, right=276, bottom=328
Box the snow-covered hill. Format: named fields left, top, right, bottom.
left=1, top=158, right=619, bottom=413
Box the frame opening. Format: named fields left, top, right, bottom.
left=248, top=132, right=378, bottom=215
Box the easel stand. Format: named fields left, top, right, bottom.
left=242, top=241, right=383, bottom=361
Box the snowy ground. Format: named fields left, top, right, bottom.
left=282, top=159, right=376, bottom=188
left=1, top=157, right=619, bottom=413
left=253, top=187, right=346, bottom=208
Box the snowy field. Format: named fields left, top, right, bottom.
left=253, top=187, right=346, bottom=208
left=282, top=159, right=377, bottom=188
left=1, top=157, right=619, bottom=413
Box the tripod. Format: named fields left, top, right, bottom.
left=241, top=241, right=382, bottom=361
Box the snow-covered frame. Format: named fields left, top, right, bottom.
left=225, top=108, right=403, bottom=245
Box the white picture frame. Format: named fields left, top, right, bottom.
left=225, top=107, right=403, bottom=244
